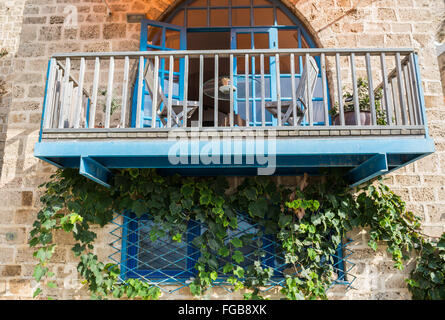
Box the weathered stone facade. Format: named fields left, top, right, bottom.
left=0, top=0, right=444, bottom=300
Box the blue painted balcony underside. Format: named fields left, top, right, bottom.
left=34, top=136, right=434, bottom=187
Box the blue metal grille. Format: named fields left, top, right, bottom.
left=109, top=211, right=356, bottom=295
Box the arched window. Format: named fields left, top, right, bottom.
left=133, top=0, right=326, bottom=127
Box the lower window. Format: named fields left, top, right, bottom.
left=120, top=212, right=347, bottom=285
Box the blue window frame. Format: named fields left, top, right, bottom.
left=120, top=211, right=347, bottom=284
left=132, top=0, right=331, bottom=128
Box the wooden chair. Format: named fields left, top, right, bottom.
left=265, top=56, right=319, bottom=126
left=144, top=59, right=199, bottom=127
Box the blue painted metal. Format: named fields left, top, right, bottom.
left=111, top=210, right=354, bottom=290
left=85, top=98, right=91, bottom=129
left=133, top=19, right=187, bottom=128
left=39, top=60, right=52, bottom=142
left=79, top=156, right=112, bottom=188
left=35, top=137, right=435, bottom=160
left=347, top=153, right=388, bottom=187
left=35, top=137, right=434, bottom=182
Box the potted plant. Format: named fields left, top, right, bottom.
left=330, top=78, right=387, bottom=125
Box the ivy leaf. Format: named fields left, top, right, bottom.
left=230, top=238, right=243, bottom=248
left=33, top=288, right=42, bottom=298
left=232, top=250, right=244, bottom=264
left=431, top=272, right=444, bottom=284
left=33, top=265, right=47, bottom=282
left=244, top=187, right=257, bottom=200
left=210, top=271, right=218, bottom=281
left=223, top=263, right=234, bottom=274
left=248, top=198, right=267, bottom=218
left=307, top=248, right=316, bottom=261
left=172, top=233, right=182, bottom=243
left=218, top=246, right=230, bottom=257
left=278, top=215, right=292, bottom=228
left=233, top=266, right=244, bottom=278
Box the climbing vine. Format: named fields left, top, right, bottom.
left=29, top=168, right=443, bottom=300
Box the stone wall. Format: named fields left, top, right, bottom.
left=439, top=51, right=445, bottom=97
left=0, top=0, right=444, bottom=300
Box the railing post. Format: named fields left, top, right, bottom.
left=151, top=56, right=159, bottom=129
left=90, top=57, right=100, bottom=128
left=380, top=53, right=393, bottom=125
left=167, top=55, right=174, bottom=128
left=396, top=52, right=408, bottom=125
left=290, top=53, right=297, bottom=127
left=335, top=53, right=345, bottom=126
left=105, top=56, right=114, bottom=128
left=320, top=53, right=329, bottom=126
left=74, top=57, right=85, bottom=128
left=275, top=53, right=282, bottom=126
left=413, top=52, right=428, bottom=134
left=245, top=53, right=249, bottom=127
left=199, top=54, right=204, bottom=128
left=183, top=54, right=189, bottom=128
left=365, top=53, right=376, bottom=125
left=43, top=58, right=57, bottom=129
left=214, top=54, right=219, bottom=128
left=350, top=53, right=360, bottom=126
left=260, top=53, right=266, bottom=127
left=306, top=53, right=313, bottom=126
left=230, top=53, right=234, bottom=127
left=408, top=52, right=421, bottom=126
left=121, top=56, right=130, bottom=128
left=58, top=57, right=71, bottom=128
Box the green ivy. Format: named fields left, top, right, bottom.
left=29, top=168, right=442, bottom=300
left=406, top=234, right=445, bottom=300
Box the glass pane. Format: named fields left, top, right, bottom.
left=210, top=0, right=229, bottom=6
left=253, top=32, right=269, bottom=49
left=189, top=0, right=207, bottom=7
left=147, top=26, right=162, bottom=47
left=276, top=7, right=293, bottom=25
left=253, top=33, right=270, bottom=74
left=187, top=9, right=207, bottom=27
left=254, top=54, right=271, bottom=74
left=187, top=31, right=230, bottom=49
left=210, top=8, right=229, bottom=27
left=232, top=0, right=251, bottom=6
left=169, top=9, right=185, bottom=27
left=301, top=33, right=310, bottom=48
left=165, top=29, right=181, bottom=49
left=278, top=29, right=299, bottom=49
left=138, top=220, right=187, bottom=270
left=236, top=32, right=252, bottom=49
left=253, top=76, right=271, bottom=98
left=278, top=30, right=300, bottom=73
left=232, top=8, right=251, bottom=26
left=252, top=0, right=272, bottom=5
left=236, top=33, right=251, bottom=74
left=163, top=56, right=181, bottom=74
left=256, top=100, right=273, bottom=125
left=253, top=8, right=274, bottom=26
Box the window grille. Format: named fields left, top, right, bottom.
left=109, top=211, right=356, bottom=295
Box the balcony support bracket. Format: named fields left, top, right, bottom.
left=79, top=156, right=112, bottom=188
left=347, top=153, right=388, bottom=188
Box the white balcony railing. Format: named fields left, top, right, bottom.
left=41, top=48, right=426, bottom=133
